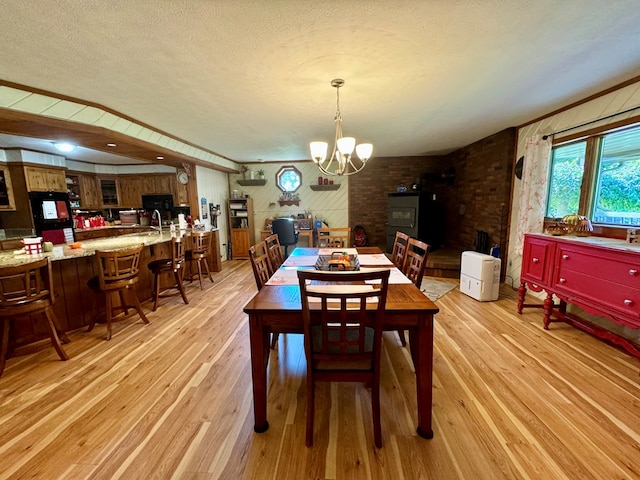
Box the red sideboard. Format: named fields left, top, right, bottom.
left=518, top=233, right=640, bottom=359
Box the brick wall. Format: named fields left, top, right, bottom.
left=445, top=128, right=515, bottom=253
left=348, top=128, right=515, bottom=254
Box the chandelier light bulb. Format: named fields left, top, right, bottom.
left=356, top=143, right=373, bottom=161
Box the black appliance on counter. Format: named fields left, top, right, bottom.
left=386, top=192, right=444, bottom=253
left=29, top=191, right=75, bottom=244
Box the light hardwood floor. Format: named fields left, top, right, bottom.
left=0, top=260, right=639, bottom=479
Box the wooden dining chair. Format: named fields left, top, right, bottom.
left=248, top=241, right=272, bottom=291
left=0, top=257, right=69, bottom=376
left=87, top=244, right=149, bottom=340
left=317, top=227, right=351, bottom=249
left=264, top=233, right=284, bottom=275
left=249, top=241, right=282, bottom=349
left=390, top=231, right=410, bottom=270
left=390, top=231, right=410, bottom=346
left=397, top=238, right=430, bottom=346
left=147, top=235, right=189, bottom=311
left=297, top=268, right=390, bottom=448
left=185, top=231, right=214, bottom=290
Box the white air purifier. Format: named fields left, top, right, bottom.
left=459, top=251, right=501, bottom=301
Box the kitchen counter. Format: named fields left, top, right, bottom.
left=0, top=230, right=179, bottom=267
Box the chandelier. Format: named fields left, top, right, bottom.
left=309, top=78, right=373, bottom=176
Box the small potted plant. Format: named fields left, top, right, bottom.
left=257, top=168, right=265, bottom=179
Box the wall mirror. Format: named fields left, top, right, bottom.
left=276, top=166, right=302, bottom=193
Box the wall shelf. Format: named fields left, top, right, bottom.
left=310, top=184, right=340, bottom=191
left=237, top=179, right=267, bottom=186
left=278, top=199, right=300, bottom=206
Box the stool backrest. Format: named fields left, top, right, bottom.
left=172, top=236, right=186, bottom=270
left=0, top=257, right=53, bottom=316
left=95, top=245, right=144, bottom=291
left=191, top=231, right=211, bottom=257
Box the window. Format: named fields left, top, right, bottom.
left=276, top=166, right=302, bottom=193
left=546, top=124, right=640, bottom=227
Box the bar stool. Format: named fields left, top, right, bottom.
left=0, top=257, right=69, bottom=376
left=185, top=231, right=214, bottom=290
left=87, top=244, right=150, bottom=340
left=147, top=236, right=189, bottom=311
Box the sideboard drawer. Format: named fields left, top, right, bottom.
left=556, top=245, right=640, bottom=289
left=553, top=268, right=640, bottom=325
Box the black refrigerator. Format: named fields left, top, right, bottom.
left=29, top=191, right=75, bottom=244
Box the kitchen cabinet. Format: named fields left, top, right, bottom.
left=99, top=177, right=119, bottom=206
left=228, top=197, right=254, bottom=259
left=78, top=174, right=101, bottom=208
left=176, top=181, right=189, bottom=205
left=24, top=166, right=66, bottom=192
left=0, top=165, right=16, bottom=210
left=118, top=177, right=141, bottom=207
left=66, top=174, right=81, bottom=208
left=154, top=176, right=173, bottom=195
left=518, top=233, right=640, bottom=359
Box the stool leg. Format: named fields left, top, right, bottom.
left=203, top=257, right=214, bottom=283
left=105, top=292, right=113, bottom=341
left=43, top=308, right=69, bottom=361
left=0, top=319, right=9, bottom=376
left=152, top=272, right=161, bottom=312
left=174, top=269, right=189, bottom=305
left=196, top=259, right=204, bottom=290
left=129, top=286, right=149, bottom=324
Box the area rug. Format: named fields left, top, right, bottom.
left=421, top=277, right=457, bottom=301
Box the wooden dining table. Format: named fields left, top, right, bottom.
left=242, top=246, right=439, bottom=439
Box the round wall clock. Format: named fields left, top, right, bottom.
left=177, top=170, right=189, bottom=185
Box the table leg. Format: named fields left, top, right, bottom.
left=249, top=313, right=270, bottom=432
left=409, top=314, right=434, bottom=439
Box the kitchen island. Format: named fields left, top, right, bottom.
left=2, top=228, right=220, bottom=352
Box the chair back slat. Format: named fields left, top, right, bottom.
left=391, top=231, right=410, bottom=270
left=264, top=233, right=284, bottom=274
left=249, top=241, right=272, bottom=290
left=317, top=227, right=351, bottom=248
left=404, top=238, right=430, bottom=287
left=190, top=231, right=211, bottom=257
left=298, top=269, right=389, bottom=364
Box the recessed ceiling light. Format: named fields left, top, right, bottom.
left=106, top=143, right=117, bottom=147
left=53, top=142, right=76, bottom=153
left=156, top=156, right=164, bottom=160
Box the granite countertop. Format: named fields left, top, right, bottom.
left=0, top=230, right=180, bottom=267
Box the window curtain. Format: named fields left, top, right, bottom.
left=514, top=134, right=552, bottom=254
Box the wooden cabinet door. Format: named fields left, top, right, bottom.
left=154, top=176, right=172, bottom=195
left=24, top=166, right=66, bottom=192
left=78, top=174, right=101, bottom=208
left=99, top=177, right=120, bottom=206
left=176, top=181, right=189, bottom=205
left=521, top=235, right=555, bottom=287
left=139, top=177, right=156, bottom=195
left=230, top=229, right=250, bottom=259
left=118, top=177, right=141, bottom=208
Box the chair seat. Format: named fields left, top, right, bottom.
left=147, top=258, right=174, bottom=272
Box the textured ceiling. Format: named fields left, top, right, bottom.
left=1, top=0, right=640, bottom=165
